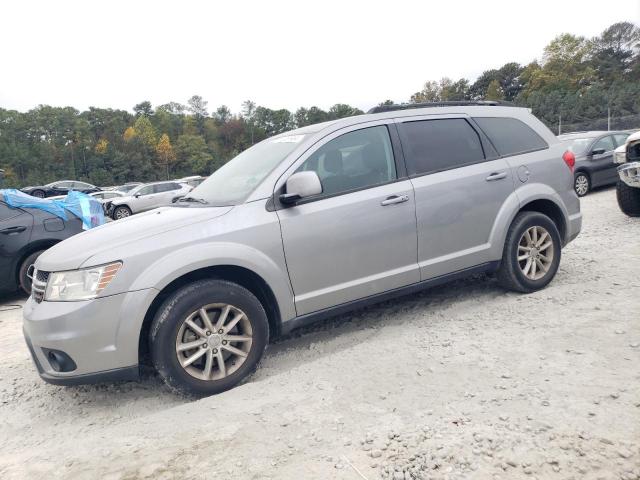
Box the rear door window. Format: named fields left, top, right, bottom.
left=398, top=118, right=485, bottom=176
left=474, top=117, right=547, bottom=157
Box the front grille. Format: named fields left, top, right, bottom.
left=36, top=270, right=50, bottom=282
left=32, top=270, right=49, bottom=303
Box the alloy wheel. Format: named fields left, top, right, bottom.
left=175, top=303, right=253, bottom=381
left=575, top=175, right=589, bottom=196
left=517, top=226, right=554, bottom=281
left=114, top=208, right=130, bottom=219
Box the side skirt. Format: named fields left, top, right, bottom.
left=280, top=261, right=500, bottom=335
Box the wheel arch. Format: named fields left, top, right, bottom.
left=519, top=198, right=567, bottom=242
left=137, top=264, right=283, bottom=367
left=14, top=240, right=59, bottom=286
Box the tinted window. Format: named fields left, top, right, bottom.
left=53, top=181, right=73, bottom=189
left=72, top=181, right=93, bottom=189
left=296, top=126, right=396, bottom=197
left=593, top=135, right=615, bottom=152
left=475, top=117, right=547, bottom=156
left=613, top=134, right=630, bottom=147
left=399, top=119, right=485, bottom=176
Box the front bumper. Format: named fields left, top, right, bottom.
left=22, top=288, right=156, bottom=385
left=618, top=162, right=640, bottom=188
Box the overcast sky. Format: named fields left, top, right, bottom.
left=2, top=0, right=639, bottom=114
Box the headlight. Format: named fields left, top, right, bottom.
left=44, top=262, right=122, bottom=301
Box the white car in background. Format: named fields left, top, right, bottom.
left=106, top=181, right=192, bottom=220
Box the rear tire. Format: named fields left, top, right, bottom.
left=574, top=172, right=590, bottom=197
left=112, top=205, right=132, bottom=220
left=616, top=180, right=640, bottom=217
left=18, top=250, right=45, bottom=294
left=150, top=279, right=269, bottom=397
left=497, top=212, right=562, bottom=293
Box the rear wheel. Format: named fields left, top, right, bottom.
left=616, top=180, right=640, bottom=217
left=574, top=172, right=590, bottom=197
left=112, top=205, right=132, bottom=220
left=497, top=211, right=562, bottom=293
left=150, top=279, right=269, bottom=397
left=18, top=250, right=45, bottom=294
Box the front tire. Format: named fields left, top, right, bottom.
left=31, top=190, right=45, bottom=198
left=574, top=172, right=590, bottom=197
left=497, top=212, right=562, bottom=293
left=18, top=250, right=45, bottom=294
left=616, top=180, right=640, bottom=217
left=150, top=279, right=269, bottom=397
left=112, top=205, right=132, bottom=220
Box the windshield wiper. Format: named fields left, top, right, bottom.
left=177, top=196, right=209, bottom=204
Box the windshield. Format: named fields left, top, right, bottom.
left=186, top=134, right=306, bottom=205
left=564, top=137, right=593, bottom=154
left=118, top=184, right=138, bottom=193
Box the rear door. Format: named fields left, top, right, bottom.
left=132, top=185, right=157, bottom=212
left=589, top=135, right=617, bottom=186
left=396, top=115, right=515, bottom=279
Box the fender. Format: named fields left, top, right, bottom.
left=113, top=242, right=296, bottom=359
left=488, top=182, right=570, bottom=256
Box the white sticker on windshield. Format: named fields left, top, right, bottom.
left=272, top=134, right=305, bottom=143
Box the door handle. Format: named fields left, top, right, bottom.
left=485, top=172, right=507, bottom=181
left=0, top=226, right=26, bottom=235
left=381, top=194, right=409, bottom=206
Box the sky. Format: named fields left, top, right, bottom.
left=1, top=0, right=639, bottom=114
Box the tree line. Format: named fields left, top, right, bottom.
left=0, top=21, right=638, bottom=188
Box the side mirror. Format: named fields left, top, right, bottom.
left=614, top=145, right=627, bottom=164
left=279, top=171, right=322, bottom=205
left=591, top=148, right=606, bottom=156
left=134, top=193, right=141, bottom=198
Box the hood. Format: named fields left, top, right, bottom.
left=626, top=131, right=640, bottom=145
left=37, top=205, right=233, bottom=272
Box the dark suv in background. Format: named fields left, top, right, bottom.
left=559, top=131, right=631, bottom=196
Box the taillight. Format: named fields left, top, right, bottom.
left=562, top=150, right=575, bottom=172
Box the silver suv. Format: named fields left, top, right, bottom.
left=23, top=102, right=582, bottom=396
left=107, top=181, right=192, bottom=219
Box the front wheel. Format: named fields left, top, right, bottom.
left=31, top=190, right=45, bottom=198
left=112, top=205, right=132, bottom=220
left=574, top=172, right=590, bottom=197
left=497, top=211, right=562, bottom=293
left=150, top=279, right=269, bottom=397
left=616, top=180, right=640, bottom=217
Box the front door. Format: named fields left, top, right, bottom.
left=277, top=124, right=419, bottom=316
left=589, top=135, right=617, bottom=186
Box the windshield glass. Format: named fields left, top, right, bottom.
left=186, top=134, right=306, bottom=205
left=564, top=137, right=593, bottom=154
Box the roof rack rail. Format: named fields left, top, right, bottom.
left=367, top=100, right=514, bottom=114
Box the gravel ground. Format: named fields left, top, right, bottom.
left=0, top=187, right=638, bottom=480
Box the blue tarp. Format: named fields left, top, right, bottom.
left=1, top=189, right=105, bottom=230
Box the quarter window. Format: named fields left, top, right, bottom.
left=474, top=117, right=547, bottom=156
left=613, top=134, right=630, bottom=147
left=399, top=119, right=485, bottom=176
left=296, top=126, right=396, bottom=197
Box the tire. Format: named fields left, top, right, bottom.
left=497, top=211, right=562, bottom=293
left=616, top=180, right=640, bottom=217
left=574, top=172, right=590, bottom=197
left=31, top=190, right=45, bottom=198
left=150, top=279, right=269, bottom=397
left=112, top=205, right=132, bottom=220
left=18, top=250, right=45, bottom=294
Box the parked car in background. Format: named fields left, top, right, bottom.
left=176, top=176, right=206, bottom=188
left=114, top=182, right=143, bottom=194
left=106, top=181, right=191, bottom=219
left=89, top=191, right=125, bottom=202
left=0, top=200, right=83, bottom=294
left=24, top=102, right=582, bottom=396
left=20, top=180, right=101, bottom=198
left=558, top=131, right=631, bottom=196
left=615, top=130, right=640, bottom=216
